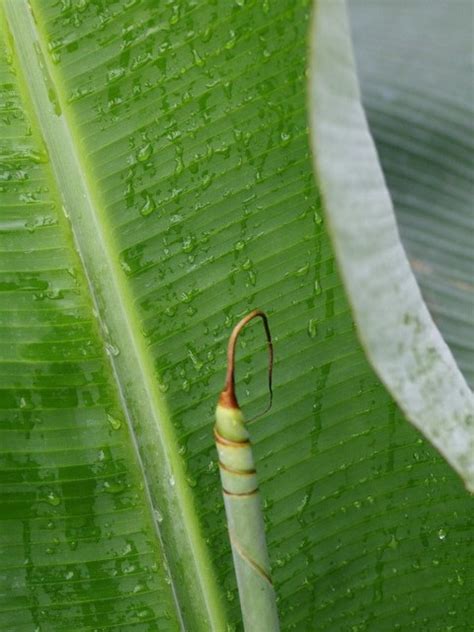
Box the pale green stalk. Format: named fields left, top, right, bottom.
left=214, top=311, right=279, bottom=632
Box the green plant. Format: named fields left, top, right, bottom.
left=214, top=310, right=279, bottom=632
left=0, top=1, right=472, bottom=630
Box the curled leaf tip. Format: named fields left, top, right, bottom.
left=219, top=309, right=273, bottom=415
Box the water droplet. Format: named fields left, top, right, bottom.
left=179, top=290, right=196, bottom=304
left=438, top=528, right=447, bottom=541
left=139, top=193, right=156, bottom=217
left=182, top=235, right=196, bottom=254
left=295, top=263, right=310, bottom=277
left=46, top=288, right=64, bottom=301
left=280, top=131, right=291, bottom=146
left=201, top=173, right=213, bottom=190
left=44, top=491, right=61, bottom=506
left=137, top=142, right=153, bottom=162
left=107, top=414, right=122, bottom=430
left=187, top=348, right=204, bottom=372
left=296, top=493, right=309, bottom=517
left=107, top=67, right=125, bottom=83
left=123, top=561, right=136, bottom=574
left=225, top=30, right=237, bottom=50
left=105, top=343, right=120, bottom=357
left=241, top=258, right=252, bottom=271
left=169, top=5, right=180, bottom=25
left=192, top=48, right=204, bottom=67
left=138, top=606, right=153, bottom=620
left=307, top=319, right=318, bottom=338
left=313, top=209, right=323, bottom=225
left=120, top=259, right=132, bottom=275
left=201, top=26, right=213, bottom=43
left=104, top=480, right=124, bottom=494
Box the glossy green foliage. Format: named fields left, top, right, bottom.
left=0, top=16, right=179, bottom=632
left=0, top=1, right=472, bottom=631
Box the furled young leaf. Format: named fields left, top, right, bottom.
left=0, top=1, right=472, bottom=631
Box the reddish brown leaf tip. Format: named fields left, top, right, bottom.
left=218, top=387, right=239, bottom=410
left=220, top=309, right=273, bottom=418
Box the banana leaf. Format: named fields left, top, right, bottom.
left=0, top=1, right=472, bottom=631
left=350, top=0, right=474, bottom=388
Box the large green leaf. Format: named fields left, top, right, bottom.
left=309, top=1, right=473, bottom=488
left=349, top=0, right=474, bottom=387
left=0, top=1, right=472, bottom=631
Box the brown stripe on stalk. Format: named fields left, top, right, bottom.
left=214, top=429, right=250, bottom=448
left=229, top=531, right=274, bottom=586
left=218, top=309, right=273, bottom=414
left=223, top=488, right=259, bottom=497
left=218, top=461, right=256, bottom=476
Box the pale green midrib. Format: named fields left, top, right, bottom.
left=2, top=2, right=227, bottom=630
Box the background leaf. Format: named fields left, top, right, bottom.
left=349, top=0, right=474, bottom=387
left=0, top=1, right=472, bottom=631
left=310, top=1, right=474, bottom=489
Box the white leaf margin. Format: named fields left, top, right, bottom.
left=308, top=0, right=474, bottom=491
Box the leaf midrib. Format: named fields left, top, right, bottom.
left=2, top=1, right=227, bottom=629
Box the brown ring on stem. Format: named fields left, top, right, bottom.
left=218, top=309, right=273, bottom=417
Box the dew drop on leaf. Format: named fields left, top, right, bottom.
left=192, top=48, right=204, bottom=67
left=137, top=142, right=153, bottom=162
left=438, top=528, right=447, bottom=541
left=307, top=319, right=318, bottom=338
left=187, top=476, right=197, bottom=488
left=44, top=491, right=61, bottom=506
left=107, top=414, right=122, bottom=430
left=139, top=193, right=156, bottom=217
left=313, top=209, right=323, bottom=225
left=105, top=343, right=120, bottom=357
left=103, top=480, right=124, bottom=494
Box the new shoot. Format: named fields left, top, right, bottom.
left=214, top=310, right=280, bottom=632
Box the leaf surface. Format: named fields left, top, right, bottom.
left=309, top=1, right=474, bottom=489
left=0, top=1, right=472, bottom=631
left=350, top=0, right=474, bottom=386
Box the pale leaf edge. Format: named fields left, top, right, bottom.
left=308, top=0, right=474, bottom=491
